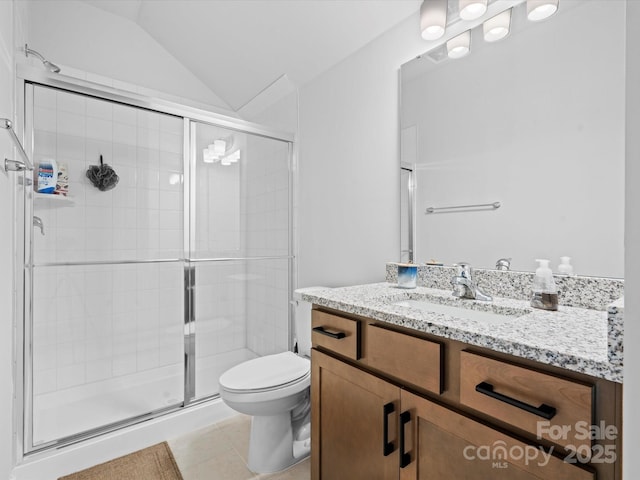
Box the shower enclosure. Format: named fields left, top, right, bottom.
left=15, top=73, right=293, bottom=454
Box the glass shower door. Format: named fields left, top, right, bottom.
left=23, top=82, right=294, bottom=454
left=27, top=85, right=186, bottom=449
left=189, top=121, right=291, bottom=401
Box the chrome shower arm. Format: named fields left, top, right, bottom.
left=24, top=45, right=47, bottom=63
left=25, top=44, right=61, bottom=73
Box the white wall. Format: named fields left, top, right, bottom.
left=0, top=0, right=16, bottom=476
left=405, top=1, right=625, bottom=277
left=25, top=0, right=233, bottom=114
left=298, top=2, right=638, bottom=476
left=297, top=14, right=425, bottom=288
left=624, top=2, right=640, bottom=478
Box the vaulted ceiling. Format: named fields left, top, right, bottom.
left=81, top=0, right=421, bottom=113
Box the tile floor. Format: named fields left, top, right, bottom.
left=168, top=414, right=310, bottom=480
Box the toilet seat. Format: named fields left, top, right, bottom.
left=219, top=351, right=310, bottom=396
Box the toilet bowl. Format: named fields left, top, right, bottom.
left=218, top=291, right=320, bottom=474
left=219, top=351, right=310, bottom=473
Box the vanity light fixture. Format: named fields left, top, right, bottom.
left=447, top=30, right=471, bottom=59
left=483, top=8, right=512, bottom=42
left=459, top=0, right=487, bottom=21
left=420, top=0, right=448, bottom=40
left=203, top=138, right=240, bottom=166
left=527, top=0, right=559, bottom=21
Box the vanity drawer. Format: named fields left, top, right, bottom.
left=366, top=324, right=442, bottom=394
left=460, top=351, right=594, bottom=452
left=312, top=310, right=360, bottom=360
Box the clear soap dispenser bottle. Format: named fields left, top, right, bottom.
left=558, top=256, right=574, bottom=275
left=531, top=259, right=558, bottom=311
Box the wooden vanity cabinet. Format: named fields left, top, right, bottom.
left=400, top=390, right=594, bottom=480
left=311, top=307, right=621, bottom=480
left=311, top=349, right=399, bottom=480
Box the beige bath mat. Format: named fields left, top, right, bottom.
left=58, top=442, right=183, bottom=480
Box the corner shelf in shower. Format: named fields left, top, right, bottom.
left=34, top=193, right=75, bottom=206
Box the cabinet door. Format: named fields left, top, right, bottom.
left=399, top=390, right=594, bottom=480
left=312, top=349, right=399, bottom=480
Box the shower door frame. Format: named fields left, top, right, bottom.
left=14, top=65, right=296, bottom=458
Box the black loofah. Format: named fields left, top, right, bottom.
left=86, top=155, right=119, bottom=191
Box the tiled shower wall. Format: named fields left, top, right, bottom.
left=245, top=137, right=290, bottom=356
left=31, top=86, right=185, bottom=401
left=32, top=263, right=183, bottom=394
left=192, top=123, right=291, bottom=360
left=32, top=87, right=184, bottom=263
left=192, top=123, right=248, bottom=388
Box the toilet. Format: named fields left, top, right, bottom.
left=218, top=294, right=315, bottom=473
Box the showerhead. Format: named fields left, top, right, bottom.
left=42, top=60, right=61, bottom=74
left=25, top=44, right=61, bottom=73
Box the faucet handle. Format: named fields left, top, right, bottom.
left=495, top=257, right=512, bottom=271
left=453, top=262, right=472, bottom=279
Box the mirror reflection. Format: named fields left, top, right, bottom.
left=400, top=0, right=624, bottom=278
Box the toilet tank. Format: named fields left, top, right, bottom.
left=293, top=287, right=328, bottom=357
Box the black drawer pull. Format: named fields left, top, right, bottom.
left=475, top=382, right=557, bottom=420
left=313, top=326, right=346, bottom=339
left=399, top=411, right=411, bottom=468
left=383, top=402, right=395, bottom=456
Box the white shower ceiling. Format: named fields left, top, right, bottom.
left=81, top=0, right=421, bottom=112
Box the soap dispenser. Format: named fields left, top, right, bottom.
left=531, top=259, right=558, bottom=311
left=558, top=256, right=574, bottom=275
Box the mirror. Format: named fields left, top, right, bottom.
left=400, top=0, right=624, bottom=278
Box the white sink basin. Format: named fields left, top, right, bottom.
left=392, top=299, right=522, bottom=324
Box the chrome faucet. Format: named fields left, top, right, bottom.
left=33, top=216, right=45, bottom=236
left=451, top=262, right=492, bottom=301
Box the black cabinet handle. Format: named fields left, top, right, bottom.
left=399, top=411, right=411, bottom=468
left=383, top=402, right=395, bottom=456
left=312, top=326, right=346, bottom=339
left=475, top=382, right=557, bottom=420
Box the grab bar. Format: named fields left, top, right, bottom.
left=425, top=201, right=501, bottom=214
left=2, top=118, right=34, bottom=172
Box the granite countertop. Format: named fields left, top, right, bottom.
left=298, top=282, right=623, bottom=383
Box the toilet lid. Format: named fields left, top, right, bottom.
left=219, top=351, right=310, bottom=392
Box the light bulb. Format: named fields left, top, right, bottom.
left=214, top=139, right=226, bottom=155
left=447, top=31, right=471, bottom=59
left=420, top=0, right=447, bottom=41
left=483, top=9, right=511, bottom=42
left=527, top=0, right=558, bottom=21
left=459, top=0, right=487, bottom=21
left=203, top=148, right=215, bottom=163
